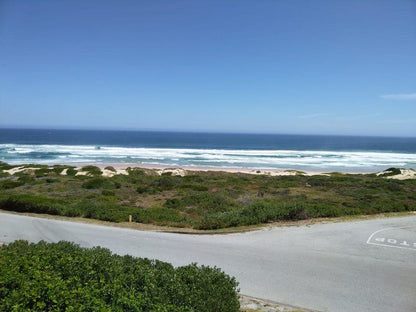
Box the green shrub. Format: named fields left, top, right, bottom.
left=136, top=184, right=159, bottom=194
left=127, top=167, right=145, bottom=176
left=75, top=200, right=134, bottom=222
left=45, top=178, right=58, bottom=184
left=0, top=241, right=240, bottom=312
left=66, top=167, right=78, bottom=176
left=82, top=177, right=114, bottom=189
left=35, top=167, right=54, bottom=177
left=0, top=180, right=25, bottom=189
left=179, top=183, right=209, bottom=191
left=80, top=165, right=102, bottom=176
left=0, top=161, right=14, bottom=170
left=104, top=166, right=116, bottom=172
left=0, top=171, right=10, bottom=178
left=82, top=177, right=105, bottom=189
left=101, top=190, right=115, bottom=196
left=156, top=176, right=182, bottom=190
left=51, top=165, right=69, bottom=174
left=165, top=192, right=235, bottom=213
left=198, top=201, right=309, bottom=229
left=132, top=207, right=190, bottom=226
left=379, top=167, right=402, bottom=176
left=0, top=194, right=64, bottom=215
left=17, top=175, right=36, bottom=184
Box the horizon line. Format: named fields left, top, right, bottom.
left=0, top=126, right=415, bottom=139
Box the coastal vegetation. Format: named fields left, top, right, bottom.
left=0, top=240, right=240, bottom=311
left=0, top=162, right=415, bottom=230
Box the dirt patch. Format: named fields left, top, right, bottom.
left=240, top=295, right=314, bottom=312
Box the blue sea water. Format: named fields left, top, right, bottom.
left=1, top=129, right=415, bottom=172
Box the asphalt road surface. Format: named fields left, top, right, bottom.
left=1, top=212, right=415, bottom=312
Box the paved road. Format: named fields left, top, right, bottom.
left=1, top=212, right=415, bottom=312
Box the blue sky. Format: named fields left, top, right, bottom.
left=0, top=0, right=415, bottom=136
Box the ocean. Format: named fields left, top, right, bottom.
left=1, top=129, right=415, bottom=172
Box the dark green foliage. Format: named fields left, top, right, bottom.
left=0, top=171, right=9, bottom=178
left=17, top=175, right=36, bottom=184
left=81, top=177, right=114, bottom=189
left=0, top=161, right=14, bottom=170
left=165, top=192, right=235, bottom=213
left=76, top=200, right=136, bottom=222
left=127, top=167, right=145, bottom=176
left=179, top=183, right=209, bottom=191
left=132, top=207, right=190, bottom=226
left=0, top=180, right=25, bottom=189
left=136, top=185, right=159, bottom=194
left=136, top=176, right=182, bottom=194
left=35, top=167, right=54, bottom=177
left=156, top=175, right=182, bottom=190
left=0, top=193, right=191, bottom=224
left=66, top=167, right=78, bottom=176
left=0, top=241, right=240, bottom=312
left=0, top=194, right=63, bottom=215
left=104, top=166, right=116, bottom=172
left=198, top=201, right=308, bottom=229
left=45, top=178, right=58, bottom=184
left=52, top=165, right=70, bottom=174
left=101, top=190, right=115, bottom=196
left=80, top=165, right=102, bottom=176
left=379, top=167, right=402, bottom=176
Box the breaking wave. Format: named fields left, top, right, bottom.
left=1, top=144, right=415, bottom=172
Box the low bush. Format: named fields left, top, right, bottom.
left=132, top=207, right=190, bottom=226
left=0, top=161, right=14, bottom=170
left=0, top=171, right=10, bottom=178
left=379, top=167, right=402, bottom=176
left=0, top=241, right=240, bottom=312
left=165, top=192, right=236, bottom=213
left=0, top=180, right=25, bottom=189
left=81, top=177, right=114, bottom=189
left=0, top=194, right=64, bottom=215
left=136, top=184, right=160, bottom=194
left=35, top=168, right=54, bottom=177
left=101, top=190, right=115, bottom=196
left=156, top=176, right=182, bottom=190
left=127, top=167, right=145, bottom=176
left=197, top=200, right=341, bottom=229
left=179, top=183, right=209, bottom=191
left=17, top=175, right=36, bottom=184
left=80, top=165, right=102, bottom=176
left=66, top=167, right=78, bottom=176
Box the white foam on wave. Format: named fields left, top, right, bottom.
left=1, top=144, right=415, bottom=170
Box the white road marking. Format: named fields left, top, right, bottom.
left=366, top=228, right=392, bottom=244
left=366, top=228, right=416, bottom=251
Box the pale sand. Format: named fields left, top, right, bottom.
left=3, top=167, right=43, bottom=175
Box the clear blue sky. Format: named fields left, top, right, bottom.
left=1, top=0, right=415, bottom=136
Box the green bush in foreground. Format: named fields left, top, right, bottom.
left=0, top=241, right=240, bottom=312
